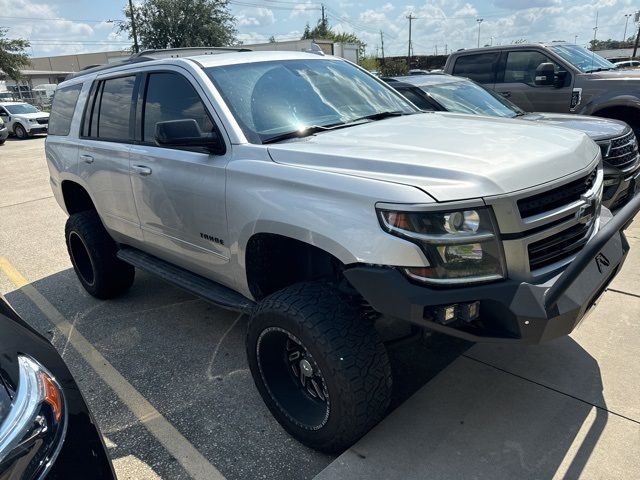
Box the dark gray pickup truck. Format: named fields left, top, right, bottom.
left=444, top=43, right=640, bottom=134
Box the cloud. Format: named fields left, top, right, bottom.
left=238, top=7, right=275, bottom=27
left=493, top=0, right=560, bottom=8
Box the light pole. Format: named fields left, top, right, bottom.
left=490, top=36, right=494, bottom=46
left=574, top=34, right=579, bottom=44
left=624, top=13, right=633, bottom=42
left=476, top=18, right=483, bottom=48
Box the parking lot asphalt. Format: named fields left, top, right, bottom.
left=0, top=136, right=470, bottom=479
left=1, top=136, right=639, bottom=479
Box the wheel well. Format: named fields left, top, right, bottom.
left=593, top=106, right=640, bottom=129
left=245, top=233, right=344, bottom=300
left=61, top=181, right=96, bottom=215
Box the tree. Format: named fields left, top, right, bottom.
left=590, top=36, right=637, bottom=51
left=300, top=17, right=366, bottom=58
left=119, top=0, right=237, bottom=51
left=379, top=58, right=408, bottom=77
left=268, top=35, right=277, bottom=43
left=0, top=28, right=30, bottom=81
left=359, top=55, right=380, bottom=73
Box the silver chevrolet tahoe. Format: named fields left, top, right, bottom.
left=45, top=49, right=639, bottom=453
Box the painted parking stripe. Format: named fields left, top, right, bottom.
left=0, top=256, right=225, bottom=480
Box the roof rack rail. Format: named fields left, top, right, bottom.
left=64, top=46, right=251, bottom=81
left=131, top=47, right=251, bottom=59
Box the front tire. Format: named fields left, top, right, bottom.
left=65, top=211, right=135, bottom=299
left=246, top=282, right=392, bottom=452
left=14, top=124, right=28, bottom=139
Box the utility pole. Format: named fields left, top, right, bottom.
left=490, top=36, right=494, bottom=46
left=624, top=13, right=632, bottom=42
left=476, top=18, right=483, bottom=48
left=128, top=0, right=140, bottom=53
left=435, top=45, right=438, bottom=56
left=593, top=10, right=599, bottom=46
left=445, top=44, right=448, bottom=55
left=634, top=16, right=640, bottom=58
left=380, top=30, right=385, bottom=63
left=407, top=13, right=416, bottom=68
left=321, top=4, right=326, bottom=28
left=574, top=34, right=579, bottom=45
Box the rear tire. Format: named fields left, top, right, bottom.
left=14, top=124, right=28, bottom=139
left=246, top=282, right=392, bottom=453
left=65, top=211, right=135, bottom=299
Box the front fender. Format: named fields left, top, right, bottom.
left=577, top=93, right=640, bottom=116
left=226, top=157, right=433, bottom=296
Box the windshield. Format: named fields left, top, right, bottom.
left=4, top=103, right=40, bottom=114
left=206, top=59, right=415, bottom=143
left=421, top=79, right=522, bottom=118
left=548, top=44, right=616, bottom=73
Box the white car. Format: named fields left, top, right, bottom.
left=613, top=60, right=640, bottom=69
left=0, top=102, right=50, bottom=139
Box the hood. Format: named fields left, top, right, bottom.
left=267, top=112, right=599, bottom=202
left=522, top=112, right=629, bottom=141
left=585, top=69, right=640, bottom=80
left=11, top=112, right=49, bottom=120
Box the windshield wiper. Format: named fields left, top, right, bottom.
left=585, top=67, right=614, bottom=73
left=262, top=123, right=345, bottom=144
left=262, top=111, right=410, bottom=144
left=346, top=110, right=408, bottom=124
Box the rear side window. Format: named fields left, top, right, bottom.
left=142, top=72, right=214, bottom=144
left=48, top=84, right=82, bottom=136
left=81, top=75, right=135, bottom=141
left=98, top=76, right=135, bottom=141
left=452, top=53, right=499, bottom=84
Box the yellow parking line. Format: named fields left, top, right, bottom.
left=0, top=257, right=225, bottom=480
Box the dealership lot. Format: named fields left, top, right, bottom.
left=1, top=137, right=639, bottom=479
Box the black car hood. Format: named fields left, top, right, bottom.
left=521, top=113, right=629, bottom=141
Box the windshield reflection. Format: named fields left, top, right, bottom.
left=207, top=59, right=415, bottom=144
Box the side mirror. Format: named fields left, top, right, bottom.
left=534, top=62, right=555, bottom=86
left=155, top=119, right=225, bottom=154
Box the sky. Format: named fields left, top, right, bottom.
left=1, top=0, right=639, bottom=58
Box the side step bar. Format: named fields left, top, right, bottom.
left=117, top=247, right=256, bottom=315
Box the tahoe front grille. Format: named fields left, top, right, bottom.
left=602, top=130, right=639, bottom=171
left=528, top=221, right=595, bottom=271
left=517, top=167, right=597, bottom=218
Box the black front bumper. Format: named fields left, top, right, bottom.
left=345, top=194, right=640, bottom=345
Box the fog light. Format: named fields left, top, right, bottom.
left=432, top=304, right=458, bottom=325
left=460, top=301, right=481, bottom=323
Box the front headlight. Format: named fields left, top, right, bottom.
left=378, top=206, right=506, bottom=284
left=28, top=119, right=38, bottom=123
left=0, top=355, right=67, bottom=480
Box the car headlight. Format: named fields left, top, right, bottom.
left=377, top=206, right=506, bottom=284
left=28, top=119, right=38, bottom=123
left=0, top=355, right=67, bottom=480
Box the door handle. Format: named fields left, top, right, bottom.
left=80, top=154, right=94, bottom=164
left=500, top=91, right=511, bottom=98
left=132, top=165, right=152, bottom=176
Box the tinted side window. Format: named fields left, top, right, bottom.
left=48, top=84, right=82, bottom=136
left=397, top=87, right=437, bottom=111
left=452, top=53, right=499, bottom=84
left=97, top=76, right=135, bottom=141
left=502, top=51, right=558, bottom=85
left=143, top=72, right=214, bottom=144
